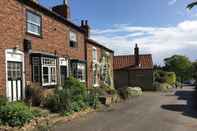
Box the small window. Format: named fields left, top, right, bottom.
left=27, top=11, right=42, bottom=36
left=69, top=31, right=77, bottom=48
left=92, top=47, right=97, bottom=62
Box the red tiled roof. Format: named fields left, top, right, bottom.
left=113, top=54, right=153, bottom=70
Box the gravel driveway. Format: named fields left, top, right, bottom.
left=53, top=86, right=197, bottom=131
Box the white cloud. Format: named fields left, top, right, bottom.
left=90, top=20, right=197, bottom=65
left=168, top=0, right=177, bottom=5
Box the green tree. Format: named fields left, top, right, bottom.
left=187, top=1, right=197, bottom=9
left=192, top=61, right=197, bottom=82
left=164, top=55, right=192, bottom=82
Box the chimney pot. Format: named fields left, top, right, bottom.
left=134, top=44, right=140, bottom=66
left=81, top=20, right=84, bottom=26
left=85, top=20, right=88, bottom=25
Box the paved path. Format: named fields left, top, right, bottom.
left=53, top=86, right=197, bottom=131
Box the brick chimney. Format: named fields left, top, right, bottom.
left=52, top=0, right=70, bottom=19
left=134, top=44, right=140, bottom=66
left=80, top=20, right=90, bottom=38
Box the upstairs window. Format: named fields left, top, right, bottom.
left=69, top=31, right=77, bottom=48
left=92, top=47, right=97, bottom=62
left=27, top=11, right=42, bottom=36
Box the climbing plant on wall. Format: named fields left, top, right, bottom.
left=100, top=50, right=114, bottom=89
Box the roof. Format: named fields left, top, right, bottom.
left=87, top=39, right=114, bottom=53
left=17, top=0, right=85, bottom=33
left=113, top=54, right=153, bottom=70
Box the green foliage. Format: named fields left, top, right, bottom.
left=166, top=72, right=176, bottom=85
left=164, top=55, right=192, bottom=82
left=192, top=62, right=197, bottom=84
left=154, top=82, right=172, bottom=92
left=0, top=102, right=34, bottom=127
left=44, top=77, right=98, bottom=115
left=25, top=84, right=44, bottom=106
left=0, top=96, right=8, bottom=107
left=154, top=70, right=176, bottom=86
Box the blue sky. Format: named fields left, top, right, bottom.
left=39, top=0, right=197, bottom=64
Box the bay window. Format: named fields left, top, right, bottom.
left=32, top=56, right=57, bottom=86
left=41, top=57, right=57, bottom=86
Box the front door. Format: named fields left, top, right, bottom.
left=60, top=66, right=68, bottom=86
left=6, top=49, right=24, bottom=102
left=7, top=62, right=23, bottom=101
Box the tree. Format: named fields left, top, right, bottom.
left=164, top=55, right=192, bottom=82
left=187, top=1, right=197, bottom=9
left=192, top=61, right=197, bottom=82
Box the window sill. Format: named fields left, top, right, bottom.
left=26, top=32, right=43, bottom=39
left=42, top=83, right=57, bottom=87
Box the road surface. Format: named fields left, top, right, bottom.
left=53, top=86, right=197, bottom=131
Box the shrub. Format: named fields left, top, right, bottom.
left=156, top=83, right=172, bottom=92
left=127, top=87, right=143, bottom=97
left=44, top=77, right=91, bottom=114
left=25, top=83, right=44, bottom=106
left=85, top=88, right=100, bottom=108
left=166, top=72, right=176, bottom=86
left=117, top=88, right=129, bottom=99
left=0, top=102, right=34, bottom=127
left=154, top=70, right=176, bottom=86
left=0, top=96, right=8, bottom=107
left=43, top=90, right=71, bottom=113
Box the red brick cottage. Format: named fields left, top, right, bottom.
left=0, top=0, right=114, bottom=101
left=113, top=44, right=154, bottom=91
left=86, top=39, right=114, bottom=88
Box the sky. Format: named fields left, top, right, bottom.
left=39, top=0, right=197, bottom=65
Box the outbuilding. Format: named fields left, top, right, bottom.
left=113, top=44, right=154, bottom=91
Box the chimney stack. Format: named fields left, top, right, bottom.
left=52, top=0, right=70, bottom=19
left=134, top=44, right=140, bottom=66
left=80, top=20, right=90, bottom=38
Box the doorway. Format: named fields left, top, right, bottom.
left=5, top=49, right=24, bottom=101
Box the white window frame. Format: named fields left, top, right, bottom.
left=93, top=63, right=99, bottom=87
left=41, top=57, right=57, bottom=86
left=92, top=47, right=97, bottom=63
left=69, top=31, right=77, bottom=48
left=77, top=63, right=86, bottom=83
left=27, top=11, right=41, bottom=36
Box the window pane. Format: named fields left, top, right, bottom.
left=50, top=67, right=56, bottom=83
left=69, top=31, right=77, bottom=42
left=27, top=23, right=40, bottom=35
left=27, top=11, right=41, bottom=35
left=27, top=12, right=41, bottom=25
left=43, top=67, right=49, bottom=84
left=93, top=48, right=97, bottom=61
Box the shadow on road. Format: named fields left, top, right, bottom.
left=161, top=86, right=197, bottom=119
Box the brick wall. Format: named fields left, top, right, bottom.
left=86, top=42, right=101, bottom=88
left=0, top=0, right=86, bottom=95
left=86, top=41, right=114, bottom=88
